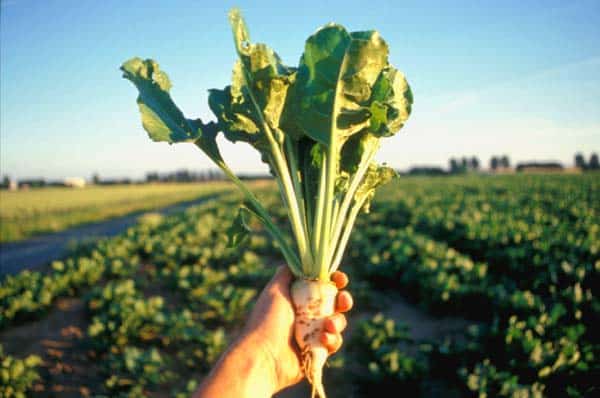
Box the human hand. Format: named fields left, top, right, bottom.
left=245, top=266, right=354, bottom=392
left=194, top=266, right=353, bottom=398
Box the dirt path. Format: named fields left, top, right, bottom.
left=382, top=293, right=470, bottom=341
left=0, top=194, right=220, bottom=276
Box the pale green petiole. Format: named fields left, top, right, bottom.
left=214, top=158, right=303, bottom=276
left=325, top=145, right=379, bottom=267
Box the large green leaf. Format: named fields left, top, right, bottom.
left=121, top=58, right=202, bottom=143
left=121, top=57, right=223, bottom=163
left=282, top=25, right=390, bottom=148
left=338, top=67, right=412, bottom=181
left=226, top=9, right=295, bottom=131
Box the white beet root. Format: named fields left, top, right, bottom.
left=291, top=278, right=338, bottom=398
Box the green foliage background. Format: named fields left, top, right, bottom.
left=1, top=173, right=598, bottom=397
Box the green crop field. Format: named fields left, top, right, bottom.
left=0, top=182, right=233, bottom=243
left=1, top=174, right=598, bottom=397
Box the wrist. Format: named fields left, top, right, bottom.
left=194, top=332, right=278, bottom=398
left=233, top=332, right=280, bottom=393
left=240, top=330, right=301, bottom=393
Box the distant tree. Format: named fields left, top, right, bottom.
left=574, top=153, right=586, bottom=170
left=490, top=156, right=499, bottom=170
left=575, top=153, right=586, bottom=168
left=590, top=153, right=600, bottom=170
left=146, top=172, right=159, bottom=183
left=175, top=169, right=191, bottom=182
left=408, top=167, right=446, bottom=176
left=461, top=157, right=468, bottom=171
left=449, top=158, right=459, bottom=173
left=500, top=155, right=510, bottom=168
left=92, top=173, right=101, bottom=185
left=470, top=156, right=480, bottom=171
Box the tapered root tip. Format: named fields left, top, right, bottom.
left=305, top=348, right=328, bottom=398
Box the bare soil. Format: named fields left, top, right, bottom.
left=0, top=297, right=103, bottom=397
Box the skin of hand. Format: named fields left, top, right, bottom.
left=194, top=266, right=353, bottom=398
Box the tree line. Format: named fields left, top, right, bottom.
left=448, top=155, right=510, bottom=173
left=407, top=152, right=599, bottom=176
left=574, top=152, right=600, bottom=171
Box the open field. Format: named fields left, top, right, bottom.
left=0, top=183, right=233, bottom=243
left=1, top=174, right=598, bottom=397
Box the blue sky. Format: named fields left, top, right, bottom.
left=1, top=0, right=599, bottom=180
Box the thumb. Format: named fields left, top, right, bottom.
left=267, top=266, right=294, bottom=299
left=273, top=265, right=294, bottom=284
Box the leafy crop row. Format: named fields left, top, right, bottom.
left=88, top=196, right=281, bottom=396
left=0, top=345, right=42, bottom=398
left=1, top=193, right=278, bottom=396
left=0, top=174, right=597, bottom=396
left=0, top=236, right=140, bottom=328
left=347, top=175, right=598, bottom=396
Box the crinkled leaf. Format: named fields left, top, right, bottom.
left=208, top=85, right=260, bottom=143
left=121, top=57, right=224, bottom=163
left=369, top=67, right=413, bottom=136
left=226, top=206, right=252, bottom=248
left=208, top=84, right=272, bottom=169
left=229, top=9, right=292, bottom=82
left=340, top=131, right=379, bottom=175
left=209, top=10, right=296, bottom=163
left=282, top=25, right=389, bottom=148
left=355, top=164, right=397, bottom=213
left=263, top=75, right=294, bottom=129
left=121, top=58, right=202, bottom=143
left=227, top=9, right=294, bottom=131
left=335, top=171, right=351, bottom=198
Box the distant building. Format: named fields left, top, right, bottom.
left=516, top=162, right=564, bottom=173
left=2, top=176, right=18, bottom=191
left=64, top=177, right=86, bottom=188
